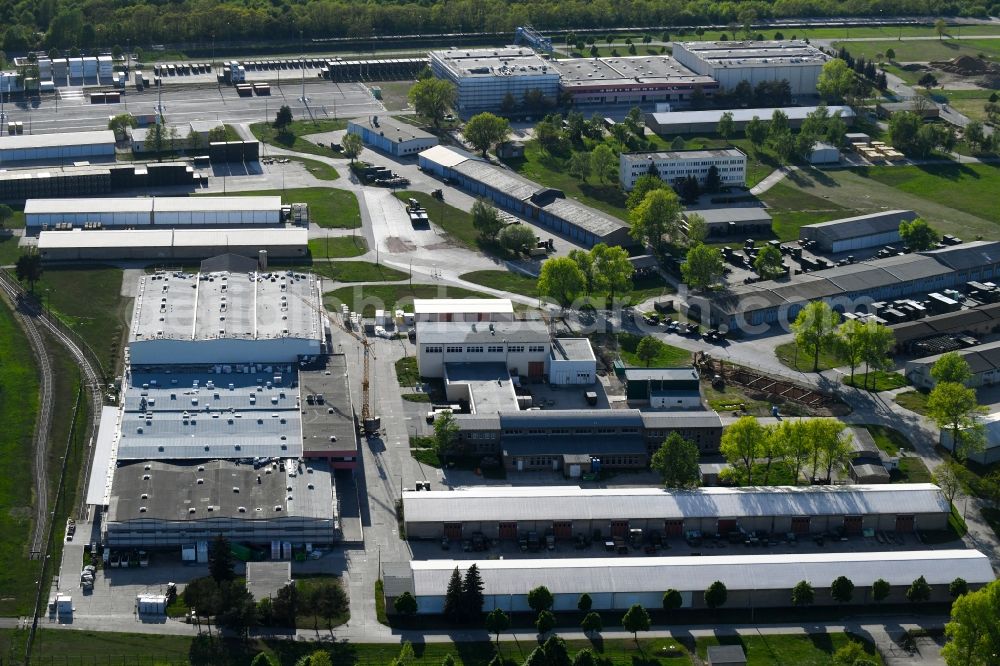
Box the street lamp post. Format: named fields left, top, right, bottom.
left=299, top=30, right=309, bottom=104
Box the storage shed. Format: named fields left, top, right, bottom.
left=622, top=367, right=702, bottom=409
left=396, top=549, right=992, bottom=613
left=799, top=210, right=917, bottom=253
left=402, top=484, right=950, bottom=542
left=808, top=141, right=841, bottom=165
left=0, top=130, right=116, bottom=166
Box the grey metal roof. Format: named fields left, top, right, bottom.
left=800, top=210, right=915, bottom=243
left=416, top=320, right=549, bottom=345
left=539, top=197, right=628, bottom=239
left=647, top=106, right=854, bottom=127
left=766, top=276, right=841, bottom=303
left=501, top=435, right=647, bottom=457
left=0, top=129, right=115, bottom=151
left=403, top=484, right=948, bottom=524
left=452, top=159, right=542, bottom=201
left=299, top=355, right=357, bottom=455
left=847, top=427, right=880, bottom=457
left=500, top=409, right=644, bottom=429
left=445, top=363, right=520, bottom=414
left=909, top=340, right=1000, bottom=375
left=551, top=338, right=595, bottom=361
left=349, top=116, right=435, bottom=142
left=640, top=410, right=723, bottom=429
left=453, top=413, right=502, bottom=430
left=923, top=241, right=1000, bottom=271
left=877, top=254, right=953, bottom=283
left=410, top=550, right=992, bottom=597
left=549, top=54, right=713, bottom=88
left=822, top=265, right=898, bottom=293
left=623, top=367, right=699, bottom=382
left=686, top=207, right=771, bottom=225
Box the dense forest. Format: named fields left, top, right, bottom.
left=0, top=0, right=995, bottom=55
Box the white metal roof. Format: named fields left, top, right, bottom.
left=86, top=406, right=122, bottom=506
left=0, top=130, right=115, bottom=151
left=647, top=106, right=855, bottom=126
left=403, top=484, right=949, bottom=524
left=411, top=550, right=993, bottom=596
left=418, top=145, right=473, bottom=169
left=413, top=298, right=514, bottom=315
left=156, top=196, right=281, bottom=212
left=26, top=198, right=154, bottom=215
left=39, top=228, right=307, bottom=250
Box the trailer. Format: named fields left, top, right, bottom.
left=136, top=594, right=167, bottom=615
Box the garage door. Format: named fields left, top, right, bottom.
left=664, top=519, right=683, bottom=537
left=843, top=516, right=863, bottom=535
left=610, top=520, right=629, bottom=538
left=553, top=521, right=572, bottom=540
left=498, top=522, right=517, bottom=540
left=717, top=519, right=737, bottom=535
left=791, top=516, right=811, bottom=534
left=444, top=523, right=463, bottom=540
left=528, top=361, right=545, bottom=378
left=896, top=515, right=915, bottom=533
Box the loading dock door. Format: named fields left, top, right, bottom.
left=664, top=519, right=683, bottom=537
left=528, top=361, right=545, bottom=378
left=444, top=523, right=463, bottom=540
left=610, top=520, right=629, bottom=538
left=498, top=522, right=517, bottom=540
left=895, top=515, right=915, bottom=533
left=553, top=521, right=572, bottom=540
left=717, top=519, right=737, bottom=535
left=844, top=516, right=863, bottom=535
left=791, top=516, right=811, bottom=534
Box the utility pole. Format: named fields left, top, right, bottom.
left=299, top=30, right=309, bottom=104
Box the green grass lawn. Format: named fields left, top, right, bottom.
left=895, top=389, right=931, bottom=415
left=284, top=156, right=339, bottom=181
left=842, top=370, right=908, bottom=391
left=898, top=456, right=934, bottom=483
left=0, top=300, right=41, bottom=617
left=309, top=261, right=408, bottom=283
left=393, top=191, right=481, bottom=251
left=981, top=507, right=1000, bottom=541
left=375, top=80, right=417, bottom=112
left=206, top=188, right=361, bottom=229
left=697, top=633, right=882, bottom=666
left=759, top=182, right=856, bottom=241
left=864, top=424, right=914, bottom=457
left=35, top=265, right=126, bottom=378
left=308, top=235, right=367, bottom=259
left=618, top=332, right=692, bottom=367
left=857, top=163, right=1000, bottom=227
left=460, top=270, right=538, bottom=298
left=249, top=118, right=347, bottom=158
left=833, top=37, right=1000, bottom=63
left=395, top=357, right=420, bottom=387
left=774, top=341, right=846, bottom=373
left=0, top=234, right=23, bottom=265
left=294, top=576, right=350, bottom=630
left=325, top=283, right=493, bottom=317
left=937, top=89, right=995, bottom=125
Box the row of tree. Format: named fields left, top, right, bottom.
left=471, top=200, right=536, bottom=255
left=721, top=416, right=850, bottom=485
left=791, top=300, right=896, bottom=382
left=536, top=244, right=635, bottom=307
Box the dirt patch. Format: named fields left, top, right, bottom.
left=422, top=241, right=453, bottom=250
left=384, top=237, right=416, bottom=253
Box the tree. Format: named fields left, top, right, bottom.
left=626, top=174, right=668, bottom=211
left=543, top=636, right=572, bottom=666
left=746, top=116, right=768, bottom=150
left=528, top=586, right=554, bottom=613
left=621, top=604, right=650, bottom=644
left=705, top=581, right=728, bottom=610
left=933, top=460, right=964, bottom=506
left=791, top=301, right=841, bottom=372
left=886, top=48, right=896, bottom=60
left=144, top=121, right=169, bottom=157
left=500, top=92, right=517, bottom=114
left=769, top=109, right=790, bottom=138
left=681, top=243, right=724, bottom=292
left=772, top=420, right=808, bottom=485
left=251, top=654, right=278, bottom=666
left=274, top=105, right=293, bottom=130
left=591, top=243, right=634, bottom=305
left=341, top=132, right=364, bottom=163
left=899, top=218, right=938, bottom=251
left=686, top=213, right=708, bottom=245
left=567, top=152, right=592, bottom=181
left=538, top=257, right=586, bottom=308
left=792, top=580, right=815, bottom=606
left=817, top=58, right=856, bottom=102
left=811, top=418, right=848, bottom=483
left=207, top=126, right=228, bottom=143
left=183, top=576, right=220, bottom=629
left=471, top=199, right=504, bottom=241
left=931, top=352, right=972, bottom=386
left=394, top=591, right=418, bottom=617
left=433, top=410, right=460, bottom=463
left=524, top=647, right=548, bottom=666
left=671, top=135, right=686, bottom=150
left=837, top=319, right=866, bottom=386
left=889, top=111, right=928, bottom=156
left=872, top=579, right=891, bottom=604
left=208, top=535, right=235, bottom=583
left=830, top=576, right=855, bottom=604
left=485, top=607, right=510, bottom=645
left=753, top=244, right=784, bottom=279
left=572, top=649, right=598, bottom=666
left=272, top=582, right=299, bottom=628
left=935, top=18, right=948, bottom=40
left=535, top=610, right=556, bottom=636
left=928, top=382, right=985, bottom=461
left=442, top=656, right=456, bottom=666
left=581, top=611, right=602, bottom=636
left=717, top=112, right=735, bottom=144
left=0, top=203, right=12, bottom=229
left=590, top=144, right=617, bottom=183
left=568, top=249, right=597, bottom=295
left=499, top=224, right=536, bottom=255
left=833, top=642, right=869, bottom=666
left=577, top=593, right=592, bottom=612
left=965, top=120, right=988, bottom=153
left=720, top=416, right=765, bottom=485
left=462, top=564, right=485, bottom=619
left=215, top=581, right=258, bottom=640
left=950, top=577, right=969, bottom=598
left=942, top=579, right=1000, bottom=666
left=464, top=112, right=511, bottom=156
left=635, top=336, right=666, bottom=367
left=443, top=568, right=464, bottom=624
left=662, top=589, right=683, bottom=611
left=408, top=78, right=457, bottom=127
left=907, top=576, right=932, bottom=603
left=858, top=321, right=895, bottom=390
left=107, top=113, right=137, bottom=134
left=650, top=432, right=701, bottom=488
left=314, top=581, right=348, bottom=629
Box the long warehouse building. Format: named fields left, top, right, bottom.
left=38, top=228, right=308, bottom=262
left=800, top=210, right=917, bottom=253
left=389, top=550, right=993, bottom=613
left=645, top=106, right=854, bottom=135
left=402, top=484, right=949, bottom=541
left=25, top=196, right=283, bottom=229
left=672, top=40, right=829, bottom=96
left=0, top=130, right=116, bottom=166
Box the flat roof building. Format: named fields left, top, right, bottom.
left=430, top=47, right=560, bottom=116
left=413, top=298, right=514, bottom=323
left=550, top=55, right=717, bottom=106
left=620, top=149, right=746, bottom=191
left=299, top=355, right=359, bottom=469
left=646, top=106, right=854, bottom=135
left=25, top=196, right=283, bottom=229
left=906, top=340, right=1000, bottom=390
left=419, top=146, right=630, bottom=248
left=416, top=319, right=551, bottom=379
left=686, top=207, right=772, bottom=239
left=548, top=338, right=597, bottom=385
left=622, top=367, right=702, bottom=409
left=38, top=228, right=307, bottom=262
left=800, top=210, right=917, bottom=253
left=0, top=130, right=116, bottom=166
left=403, top=484, right=950, bottom=541
left=128, top=269, right=322, bottom=365
left=673, top=41, right=829, bottom=96
left=347, top=116, right=438, bottom=157
left=395, top=550, right=992, bottom=613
